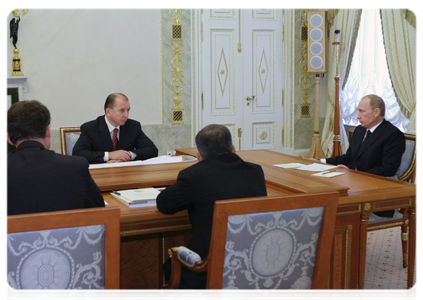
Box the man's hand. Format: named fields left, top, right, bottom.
left=107, top=159, right=124, bottom=163
left=303, top=157, right=318, bottom=162
left=336, top=164, right=349, bottom=169
left=108, top=150, right=132, bottom=162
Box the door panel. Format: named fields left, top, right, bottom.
left=202, top=9, right=283, bottom=151
left=211, top=30, right=236, bottom=115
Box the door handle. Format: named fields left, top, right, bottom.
left=246, top=95, right=255, bottom=106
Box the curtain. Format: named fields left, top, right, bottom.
left=340, top=10, right=409, bottom=133
left=321, top=9, right=361, bottom=156
left=381, top=9, right=416, bottom=132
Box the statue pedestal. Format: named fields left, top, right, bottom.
left=12, top=48, right=24, bottom=76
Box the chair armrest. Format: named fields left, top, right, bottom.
left=176, top=246, right=201, bottom=267
left=167, top=246, right=209, bottom=289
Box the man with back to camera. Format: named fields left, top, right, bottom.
left=7, top=100, right=105, bottom=215
left=156, top=124, right=268, bottom=289
left=72, top=93, right=158, bottom=164
left=309, top=94, right=405, bottom=217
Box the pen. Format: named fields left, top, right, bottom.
left=321, top=171, right=332, bottom=175
left=112, top=191, right=121, bottom=195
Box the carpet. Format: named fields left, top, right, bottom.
left=364, top=227, right=416, bottom=289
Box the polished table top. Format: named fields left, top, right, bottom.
left=90, top=148, right=416, bottom=289
left=92, top=148, right=415, bottom=203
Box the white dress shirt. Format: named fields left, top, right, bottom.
left=103, top=116, right=136, bottom=162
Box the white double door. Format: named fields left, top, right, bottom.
left=201, top=9, right=284, bottom=151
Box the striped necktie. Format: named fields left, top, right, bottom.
left=112, top=128, right=118, bottom=150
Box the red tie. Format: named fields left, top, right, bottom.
left=112, top=128, right=118, bottom=150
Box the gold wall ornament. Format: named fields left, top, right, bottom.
left=10, top=9, right=28, bottom=76
left=12, top=9, right=28, bottom=18
left=299, top=9, right=311, bottom=118
left=259, top=131, right=268, bottom=140
left=170, top=9, right=185, bottom=124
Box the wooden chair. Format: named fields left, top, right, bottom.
left=167, top=192, right=339, bottom=289
left=59, top=127, right=81, bottom=155
left=359, top=133, right=420, bottom=299
left=7, top=206, right=121, bottom=289
left=367, top=133, right=416, bottom=269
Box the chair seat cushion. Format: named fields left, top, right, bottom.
left=368, top=209, right=403, bottom=224
left=165, top=290, right=206, bottom=300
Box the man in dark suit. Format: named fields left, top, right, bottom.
left=7, top=100, right=105, bottom=216
left=157, top=124, right=267, bottom=289
left=7, top=141, right=15, bottom=153
left=72, top=93, right=158, bottom=164
left=317, top=94, right=405, bottom=217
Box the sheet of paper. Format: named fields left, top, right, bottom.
left=89, top=155, right=197, bottom=169
left=89, top=160, right=146, bottom=169
left=143, top=155, right=187, bottom=165
left=296, top=163, right=338, bottom=172
left=312, top=171, right=344, bottom=178
left=273, top=163, right=307, bottom=169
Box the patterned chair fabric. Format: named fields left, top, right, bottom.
left=395, top=138, right=415, bottom=179
left=222, top=207, right=324, bottom=289
left=8, top=225, right=105, bottom=289
left=65, top=131, right=81, bottom=156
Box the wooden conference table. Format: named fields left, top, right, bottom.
left=90, top=149, right=416, bottom=289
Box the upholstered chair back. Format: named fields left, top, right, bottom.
left=59, top=127, right=81, bottom=155
left=395, top=133, right=416, bottom=182
left=8, top=225, right=105, bottom=289
left=7, top=207, right=120, bottom=289
left=222, top=207, right=324, bottom=289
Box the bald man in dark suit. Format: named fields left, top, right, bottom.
left=72, top=93, right=158, bottom=164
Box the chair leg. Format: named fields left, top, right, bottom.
left=401, top=225, right=408, bottom=268
left=358, top=213, right=370, bottom=289
left=407, top=207, right=416, bottom=289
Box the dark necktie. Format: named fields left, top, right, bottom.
left=112, top=128, right=118, bottom=150
left=363, top=130, right=371, bottom=143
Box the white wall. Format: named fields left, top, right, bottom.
left=7, top=9, right=163, bottom=129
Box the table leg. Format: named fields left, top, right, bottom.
left=358, top=212, right=369, bottom=289
left=407, top=207, right=416, bottom=289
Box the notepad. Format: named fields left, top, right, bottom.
left=110, top=188, right=160, bottom=208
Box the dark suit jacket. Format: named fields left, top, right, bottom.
left=157, top=152, right=267, bottom=288
left=72, top=116, right=158, bottom=164
left=8, top=140, right=105, bottom=215
left=326, top=119, right=405, bottom=177
left=7, top=142, right=15, bottom=153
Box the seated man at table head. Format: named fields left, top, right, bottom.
left=7, top=100, right=105, bottom=216
left=157, top=124, right=267, bottom=289
left=312, top=94, right=405, bottom=217
left=72, top=92, right=158, bottom=164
